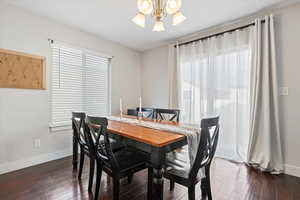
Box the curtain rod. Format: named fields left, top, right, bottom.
left=174, top=19, right=266, bottom=47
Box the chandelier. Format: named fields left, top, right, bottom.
left=132, top=0, right=186, bottom=32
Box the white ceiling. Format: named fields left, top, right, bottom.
left=0, top=0, right=295, bottom=51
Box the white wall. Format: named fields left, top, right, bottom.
left=141, top=46, right=169, bottom=108
left=0, top=2, right=141, bottom=174
left=275, top=3, right=300, bottom=177
left=141, top=3, right=300, bottom=177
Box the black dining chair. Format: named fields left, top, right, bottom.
left=72, top=112, right=95, bottom=192
left=136, top=107, right=155, bottom=119
left=163, top=117, right=220, bottom=200
left=85, top=116, right=150, bottom=200
left=127, top=109, right=138, bottom=116
left=155, top=108, right=180, bottom=122
left=72, top=112, right=125, bottom=192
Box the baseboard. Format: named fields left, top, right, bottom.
left=285, top=164, right=300, bottom=177
left=0, top=148, right=72, bottom=175
left=215, top=156, right=300, bottom=178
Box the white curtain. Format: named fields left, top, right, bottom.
left=175, top=27, right=254, bottom=162
left=168, top=44, right=180, bottom=109
left=248, top=15, right=283, bottom=173
left=169, top=15, right=283, bottom=173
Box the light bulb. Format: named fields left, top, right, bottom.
left=137, top=0, right=153, bottom=14
left=142, top=1, right=150, bottom=9
left=132, top=12, right=146, bottom=28
left=169, top=0, right=177, bottom=8
left=153, top=20, right=165, bottom=32
left=173, top=11, right=186, bottom=25
left=166, top=0, right=182, bottom=15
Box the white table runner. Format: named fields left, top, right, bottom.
left=107, top=116, right=203, bottom=175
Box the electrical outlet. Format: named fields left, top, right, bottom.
left=279, top=87, right=289, bottom=96
left=34, top=139, right=41, bottom=148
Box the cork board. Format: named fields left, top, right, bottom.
left=0, top=48, right=46, bottom=89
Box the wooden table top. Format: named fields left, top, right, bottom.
left=107, top=115, right=186, bottom=147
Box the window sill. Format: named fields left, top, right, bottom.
left=49, top=124, right=72, bottom=132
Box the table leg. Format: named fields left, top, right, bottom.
left=73, top=135, right=78, bottom=169
left=147, top=167, right=153, bottom=200
left=150, top=147, right=165, bottom=200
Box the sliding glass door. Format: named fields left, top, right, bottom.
left=178, top=28, right=253, bottom=162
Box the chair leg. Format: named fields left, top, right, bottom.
left=107, top=175, right=111, bottom=185
left=113, top=177, right=120, bottom=200
left=94, top=166, right=102, bottom=200
left=201, top=166, right=212, bottom=200
left=170, top=180, right=175, bottom=191
left=188, top=185, right=195, bottom=200
left=127, top=174, right=133, bottom=184
left=147, top=167, right=153, bottom=200
left=88, top=158, right=95, bottom=192
left=201, top=179, right=208, bottom=199
left=205, top=167, right=212, bottom=200
left=78, top=148, right=85, bottom=179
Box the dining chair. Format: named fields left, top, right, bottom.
left=72, top=112, right=125, bottom=192
left=163, top=117, right=220, bottom=200
left=127, top=109, right=138, bottom=116
left=136, top=107, right=155, bottom=118
left=85, top=116, right=150, bottom=200
left=155, top=108, right=180, bottom=122
left=72, top=112, right=95, bottom=192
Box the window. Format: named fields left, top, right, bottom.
left=50, top=42, right=111, bottom=127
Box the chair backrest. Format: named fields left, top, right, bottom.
left=136, top=107, right=155, bottom=119
left=85, top=116, right=119, bottom=170
left=155, top=108, right=180, bottom=122
left=189, top=116, right=220, bottom=180
left=72, top=112, right=86, bottom=146
left=127, top=109, right=138, bottom=116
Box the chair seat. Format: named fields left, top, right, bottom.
left=102, top=148, right=148, bottom=177
left=166, top=145, right=190, bottom=171
left=164, top=167, right=202, bottom=187
left=166, top=168, right=189, bottom=179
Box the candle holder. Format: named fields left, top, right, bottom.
left=137, top=111, right=143, bottom=121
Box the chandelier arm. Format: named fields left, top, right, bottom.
left=162, top=0, right=167, bottom=12
left=162, top=0, right=167, bottom=18
left=151, top=0, right=156, bottom=17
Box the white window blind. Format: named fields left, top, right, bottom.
left=84, top=53, right=109, bottom=116
left=50, top=42, right=111, bottom=127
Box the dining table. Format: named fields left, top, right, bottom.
left=72, top=115, right=187, bottom=200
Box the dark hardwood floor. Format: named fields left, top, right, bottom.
left=0, top=156, right=300, bottom=200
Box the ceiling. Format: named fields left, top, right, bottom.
left=1, top=0, right=296, bottom=51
